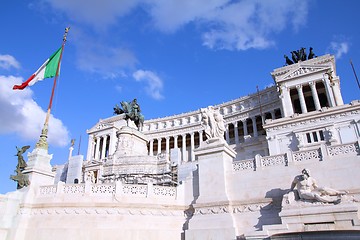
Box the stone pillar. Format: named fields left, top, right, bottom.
left=280, top=85, right=294, bottom=117
left=94, top=137, right=100, bottom=160
left=174, top=135, right=178, bottom=148
left=157, top=138, right=162, bottom=155
left=165, top=136, right=170, bottom=155
left=86, top=135, right=93, bottom=160
left=270, top=110, right=275, bottom=119
left=331, top=79, right=344, bottom=106
left=251, top=117, right=258, bottom=137
left=243, top=119, right=248, bottom=136
left=182, top=134, right=187, bottom=162
left=225, top=124, right=230, bottom=143
left=149, top=139, right=154, bottom=156
left=190, top=132, right=195, bottom=161
left=309, top=81, right=321, bottom=110
left=296, top=84, right=307, bottom=114
left=101, top=136, right=107, bottom=159
left=186, top=139, right=237, bottom=240
left=198, top=131, right=203, bottom=146
left=323, top=77, right=336, bottom=107
left=109, top=130, right=117, bottom=156
left=234, top=122, right=239, bottom=145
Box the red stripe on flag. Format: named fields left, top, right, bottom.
left=13, top=74, right=36, bottom=90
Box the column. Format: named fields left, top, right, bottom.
left=157, top=138, right=162, bottom=155
left=330, top=79, right=344, bottom=106
left=322, top=77, right=336, bottom=107
left=149, top=139, right=154, bottom=156
left=94, top=137, right=100, bottom=160
left=309, top=81, right=321, bottom=110
left=280, top=85, right=294, bottom=117
left=174, top=135, right=178, bottom=148
left=86, top=135, right=94, bottom=160
left=165, top=136, right=170, bottom=155
left=190, top=132, right=195, bottom=161
left=225, top=124, right=230, bottom=143
left=101, top=136, right=107, bottom=159
left=198, top=130, right=203, bottom=145
left=182, top=134, right=187, bottom=162
left=251, top=117, right=258, bottom=137
left=242, top=119, right=248, bottom=136
left=296, top=84, right=307, bottom=114
left=270, top=110, right=275, bottom=120
left=109, top=130, right=117, bottom=156
left=234, top=122, right=239, bottom=145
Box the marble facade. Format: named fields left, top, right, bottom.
left=1, top=54, right=360, bottom=239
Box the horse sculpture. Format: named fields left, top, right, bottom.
left=114, top=98, right=144, bottom=131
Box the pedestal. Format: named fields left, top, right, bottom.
left=186, top=139, right=237, bottom=240
left=22, top=148, right=55, bottom=187
left=115, top=126, right=149, bottom=156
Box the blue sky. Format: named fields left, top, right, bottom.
left=0, top=0, right=359, bottom=193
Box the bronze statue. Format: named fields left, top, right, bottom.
left=114, top=98, right=144, bottom=131
left=284, top=55, right=294, bottom=65
left=308, top=47, right=316, bottom=59
left=284, top=47, right=317, bottom=65
left=15, top=145, right=30, bottom=170
left=10, top=145, right=31, bottom=189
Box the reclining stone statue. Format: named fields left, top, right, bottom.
left=290, top=168, right=347, bottom=204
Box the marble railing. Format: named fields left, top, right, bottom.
left=233, top=140, right=360, bottom=171
left=38, top=182, right=177, bottom=199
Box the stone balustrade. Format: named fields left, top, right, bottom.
left=233, top=140, right=360, bottom=171
left=38, top=182, right=177, bottom=199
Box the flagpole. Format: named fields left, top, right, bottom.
left=35, top=27, right=70, bottom=150
left=350, top=59, right=360, bottom=90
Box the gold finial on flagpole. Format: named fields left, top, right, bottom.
left=63, top=27, right=70, bottom=42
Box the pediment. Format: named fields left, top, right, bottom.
left=87, top=121, right=113, bottom=133
left=280, top=64, right=330, bottom=82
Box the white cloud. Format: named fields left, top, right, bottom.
left=200, top=0, right=309, bottom=50
left=43, top=0, right=141, bottom=31
left=44, top=0, right=309, bottom=51
left=0, top=75, right=69, bottom=147
left=328, top=41, right=349, bottom=59
left=133, top=70, right=164, bottom=100
left=0, top=54, right=20, bottom=70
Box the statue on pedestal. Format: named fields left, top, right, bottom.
left=200, top=106, right=226, bottom=142
left=114, top=98, right=144, bottom=131
left=290, top=169, right=347, bottom=204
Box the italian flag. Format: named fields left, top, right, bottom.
left=13, top=47, right=63, bottom=90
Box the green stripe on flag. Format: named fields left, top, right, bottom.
left=44, top=47, right=62, bottom=78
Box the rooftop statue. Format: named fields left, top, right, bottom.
left=114, top=98, right=144, bottom=131
left=10, top=145, right=31, bottom=189
left=285, top=47, right=316, bottom=65
left=200, top=106, right=226, bottom=142
left=290, top=168, right=347, bottom=204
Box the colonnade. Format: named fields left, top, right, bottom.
left=148, top=108, right=281, bottom=162
left=87, top=108, right=281, bottom=163
left=281, top=79, right=343, bottom=117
